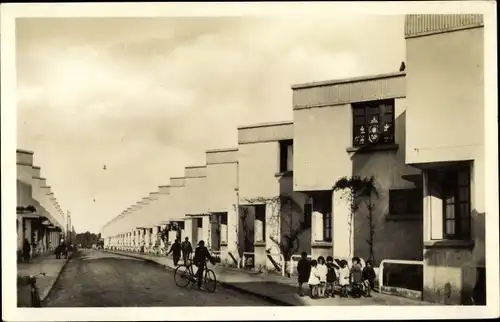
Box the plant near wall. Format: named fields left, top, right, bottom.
left=332, top=176, right=378, bottom=262
left=244, top=195, right=308, bottom=276
left=231, top=204, right=253, bottom=268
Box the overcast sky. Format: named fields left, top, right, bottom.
left=16, top=16, right=405, bottom=233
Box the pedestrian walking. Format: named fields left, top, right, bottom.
left=167, top=238, right=182, bottom=266
left=22, top=238, right=31, bottom=263
left=296, top=252, right=311, bottom=297
left=181, top=237, right=193, bottom=264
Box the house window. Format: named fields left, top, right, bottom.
left=389, top=189, right=423, bottom=215
left=323, top=212, right=332, bottom=242
left=196, top=218, right=203, bottom=228
left=279, top=139, right=293, bottom=172
left=441, top=167, right=471, bottom=240
left=352, top=99, right=395, bottom=147
left=255, top=205, right=266, bottom=241
left=220, top=213, right=228, bottom=226
left=427, top=164, right=472, bottom=240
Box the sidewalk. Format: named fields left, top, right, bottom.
left=105, top=250, right=436, bottom=306
left=17, top=251, right=74, bottom=306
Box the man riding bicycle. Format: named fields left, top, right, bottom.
left=192, top=240, right=214, bottom=290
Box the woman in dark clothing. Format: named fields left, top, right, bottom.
left=167, top=238, right=182, bottom=266
left=23, top=238, right=31, bottom=263
left=296, top=252, right=311, bottom=297
left=362, top=259, right=377, bottom=297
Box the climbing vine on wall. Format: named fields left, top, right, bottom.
left=244, top=195, right=308, bottom=276
left=332, top=176, right=378, bottom=262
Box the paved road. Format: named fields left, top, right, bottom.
left=44, top=249, right=273, bottom=307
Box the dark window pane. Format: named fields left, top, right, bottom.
left=367, top=106, right=380, bottom=115
left=445, top=220, right=456, bottom=235
left=458, top=170, right=469, bottom=186
left=354, top=106, right=365, bottom=116
left=458, top=203, right=470, bottom=219
left=459, top=187, right=469, bottom=202
left=460, top=218, right=470, bottom=237
left=445, top=204, right=455, bottom=219
left=354, top=116, right=366, bottom=127
left=384, top=114, right=394, bottom=123
left=445, top=195, right=455, bottom=204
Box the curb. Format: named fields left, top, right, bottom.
left=41, top=251, right=76, bottom=304
left=104, top=250, right=294, bottom=306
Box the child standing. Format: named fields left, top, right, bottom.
left=326, top=256, right=338, bottom=298
left=350, top=257, right=363, bottom=298
left=338, top=259, right=350, bottom=297
left=362, top=259, right=376, bottom=297
left=296, top=252, right=311, bottom=297
left=317, top=256, right=328, bottom=298
left=308, top=259, right=321, bottom=299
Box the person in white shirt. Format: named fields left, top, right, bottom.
left=308, top=259, right=321, bottom=299
left=317, top=256, right=328, bottom=298
left=338, top=259, right=350, bottom=297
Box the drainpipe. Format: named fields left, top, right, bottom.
left=235, top=161, right=241, bottom=269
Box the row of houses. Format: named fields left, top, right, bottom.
left=16, top=149, right=71, bottom=258
left=101, top=14, right=486, bottom=305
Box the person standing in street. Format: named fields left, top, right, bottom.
left=181, top=237, right=193, bottom=265
left=22, top=238, right=31, bottom=263
left=167, top=238, right=182, bottom=266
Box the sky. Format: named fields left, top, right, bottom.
left=16, top=16, right=405, bottom=234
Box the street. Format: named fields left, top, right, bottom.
left=44, top=249, right=273, bottom=307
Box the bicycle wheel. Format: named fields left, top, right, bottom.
left=204, top=269, right=217, bottom=293
left=174, top=265, right=192, bottom=288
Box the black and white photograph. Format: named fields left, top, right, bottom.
left=1, top=1, right=498, bottom=321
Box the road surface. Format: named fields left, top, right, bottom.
left=44, top=249, right=273, bottom=307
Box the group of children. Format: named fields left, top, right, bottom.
left=296, top=252, right=377, bottom=299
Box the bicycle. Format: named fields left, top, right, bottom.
left=174, top=258, right=217, bottom=293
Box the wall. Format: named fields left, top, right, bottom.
left=404, top=15, right=485, bottom=305
left=157, top=186, right=171, bottom=223
left=206, top=148, right=240, bottom=263
left=292, top=74, right=422, bottom=264
left=238, top=122, right=293, bottom=202
left=146, top=192, right=160, bottom=227
left=405, top=25, right=484, bottom=164
left=169, top=178, right=186, bottom=221
left=184, top=167, right=208, bottom=215
left=351, top=98, right=423, bottom=265
left=206, top=149, right=238, bottom=213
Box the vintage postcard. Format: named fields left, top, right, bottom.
left=1, top=1, right=498, bottom=321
